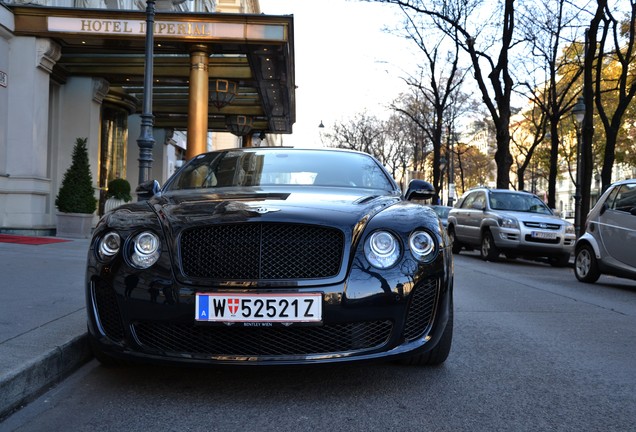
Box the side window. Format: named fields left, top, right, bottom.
left=604, top=186, right=620, bottom=210
left=461, top=192, right=477, bottom=209
left=612, top=184, right=636, bottom=212
left=472, top=192, right=486, bottom=209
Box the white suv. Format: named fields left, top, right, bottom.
left=574, top=178, right=636, bottom=283
left=447, top=188, right=576, bottom=266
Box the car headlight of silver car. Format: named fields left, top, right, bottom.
left=565, top=223, right=575, bottom=234
left=409, top=230, right=436, bottom=262
left=129, top=231, right=161, bottom=269
left=365, top=230, right=401, bottom=269
left=97, top=231, right=121, bottom=261
left=499, top=216, right=519, bottom=229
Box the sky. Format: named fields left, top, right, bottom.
left=259, top=0, right=415, bottom=147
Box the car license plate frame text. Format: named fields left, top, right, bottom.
left=531, top=231, right=557, bottom=240
left=195, top=293, right=322, bottom=324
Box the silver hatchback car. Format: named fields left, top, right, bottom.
left=447, top=188, right=576, bottom=266
left=574, top=178, right=636, bottom=283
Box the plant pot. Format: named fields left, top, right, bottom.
left=104, top=197, right=127, bottom=213
left=56, top=212, right=94, bottom=239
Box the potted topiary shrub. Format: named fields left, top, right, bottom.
left=104, top=178, right=132, bottom=213
left=55, top=137, right=97, bottom=238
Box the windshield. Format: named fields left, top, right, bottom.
left=164, top=149, right=396, bottom=192
left=489, top=192, right=552, bottom=214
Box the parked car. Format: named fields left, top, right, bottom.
left=86, top=147, right=454, bottom=367
left=574, top=178, right=636, bottom=283
left=447, top=188, right=576, bottom=266
left=427, top=205, right=452, bottom=228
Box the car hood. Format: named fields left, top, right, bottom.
left=494, top=210, right=567, bottom=224
left=148, top=188, right=401, bottom=232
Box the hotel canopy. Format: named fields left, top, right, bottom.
left=5, top=1, right=296, bottom=135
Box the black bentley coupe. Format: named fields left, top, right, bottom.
left=86, top=147, right=454, bottom=366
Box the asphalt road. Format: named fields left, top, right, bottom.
left=3, top=252, right=636, bottom=432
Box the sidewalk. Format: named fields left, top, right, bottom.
left=0, top=236, right=92, bottom=419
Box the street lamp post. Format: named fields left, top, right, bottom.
left=439, top=156, right=447, bottom=205
left=448, top=133, right=455, bottom=207
left=572, top=96, right=585, bottom=237
left=137, top=0, right=156, bottom=192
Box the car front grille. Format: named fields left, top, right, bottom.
left=92, top=281, right=125, bottom=342
left=523, top=221, right=561, bottom=230
left=133, top=320, right=393, bottom=357
left=180, top=223, right=345, bottom=280
left=403, top=278, right=439, bottom=341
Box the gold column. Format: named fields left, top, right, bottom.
left=186, top=45, right=209, bottom=160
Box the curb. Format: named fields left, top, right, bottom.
left=0, top=334, right=91, bottom=420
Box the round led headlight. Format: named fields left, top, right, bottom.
left=97, top=232, right=121, bottom=261
left=409, top=230, right=436, bottom=262
left=365, top=230, right=401, bottom=269
left=130, top=231, right=161, bottom=269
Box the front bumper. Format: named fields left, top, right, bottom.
left=86, top=254, right=452, bottom=365
left=491, top=226, right=575, bottom=255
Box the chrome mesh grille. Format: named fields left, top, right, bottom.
left=133, top=320, right=393, bottom=357
left=93, top=281, right=125, bottom=342
left=180, top=223, right=344, bottom=280
left=403, top=278, right=439, bottom=341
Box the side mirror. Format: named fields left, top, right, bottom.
left=136, top=179, right=161, bottom=201
left=405, top=179, right=435, bottom=201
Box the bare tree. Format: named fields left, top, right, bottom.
left=593, top=1, right=636, bottom=191
left=579, top=0, right=607, bottom=234
left=389, top=92, right=433, bottom=175
left=517, top=0, right=586, bottom=208
left=370, top=0, right=519, bottom=189
left=325, top=112, right=413, bottom=180
left=324, top=111, right=386, bottom=158
left=509, top=105, right=549, bottom=192
left=390, top=8, right=465, bottom=203
left=385, top=111, right=419, bottom=185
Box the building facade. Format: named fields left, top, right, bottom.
left=0, top=0, right=293, bottom=235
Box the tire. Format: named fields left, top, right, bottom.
left=574, top=244, right=600, bottom=283
left=480, top=230, right=500, bottom=261
left=550, top=253, right=571, bottom=268
left=401, top=308, right=453, bottom=366
left=448, top=227, right=462, bottom=254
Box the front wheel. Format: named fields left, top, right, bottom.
left=480, top=231, right=500, bottom=261
left=448, top=227, right=462, bottom=254
left=574, top=244, right=600, bottom=283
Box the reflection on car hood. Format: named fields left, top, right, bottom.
left=150, top=188, right=401, bottom=229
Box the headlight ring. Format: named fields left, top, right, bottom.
left=97, top=231, right=121, bottom=261
left=364, top=230, right=401, bottom=269
left=409, top=230, right=437, bottom=262
left=128, top=231, right=161, bottom=269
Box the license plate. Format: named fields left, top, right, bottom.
left=531, top=231, right=557, bottom=239
left=195, top=293, right=322, bottom=324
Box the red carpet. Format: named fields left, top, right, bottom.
left=0, top=234, right=71, bottom=245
